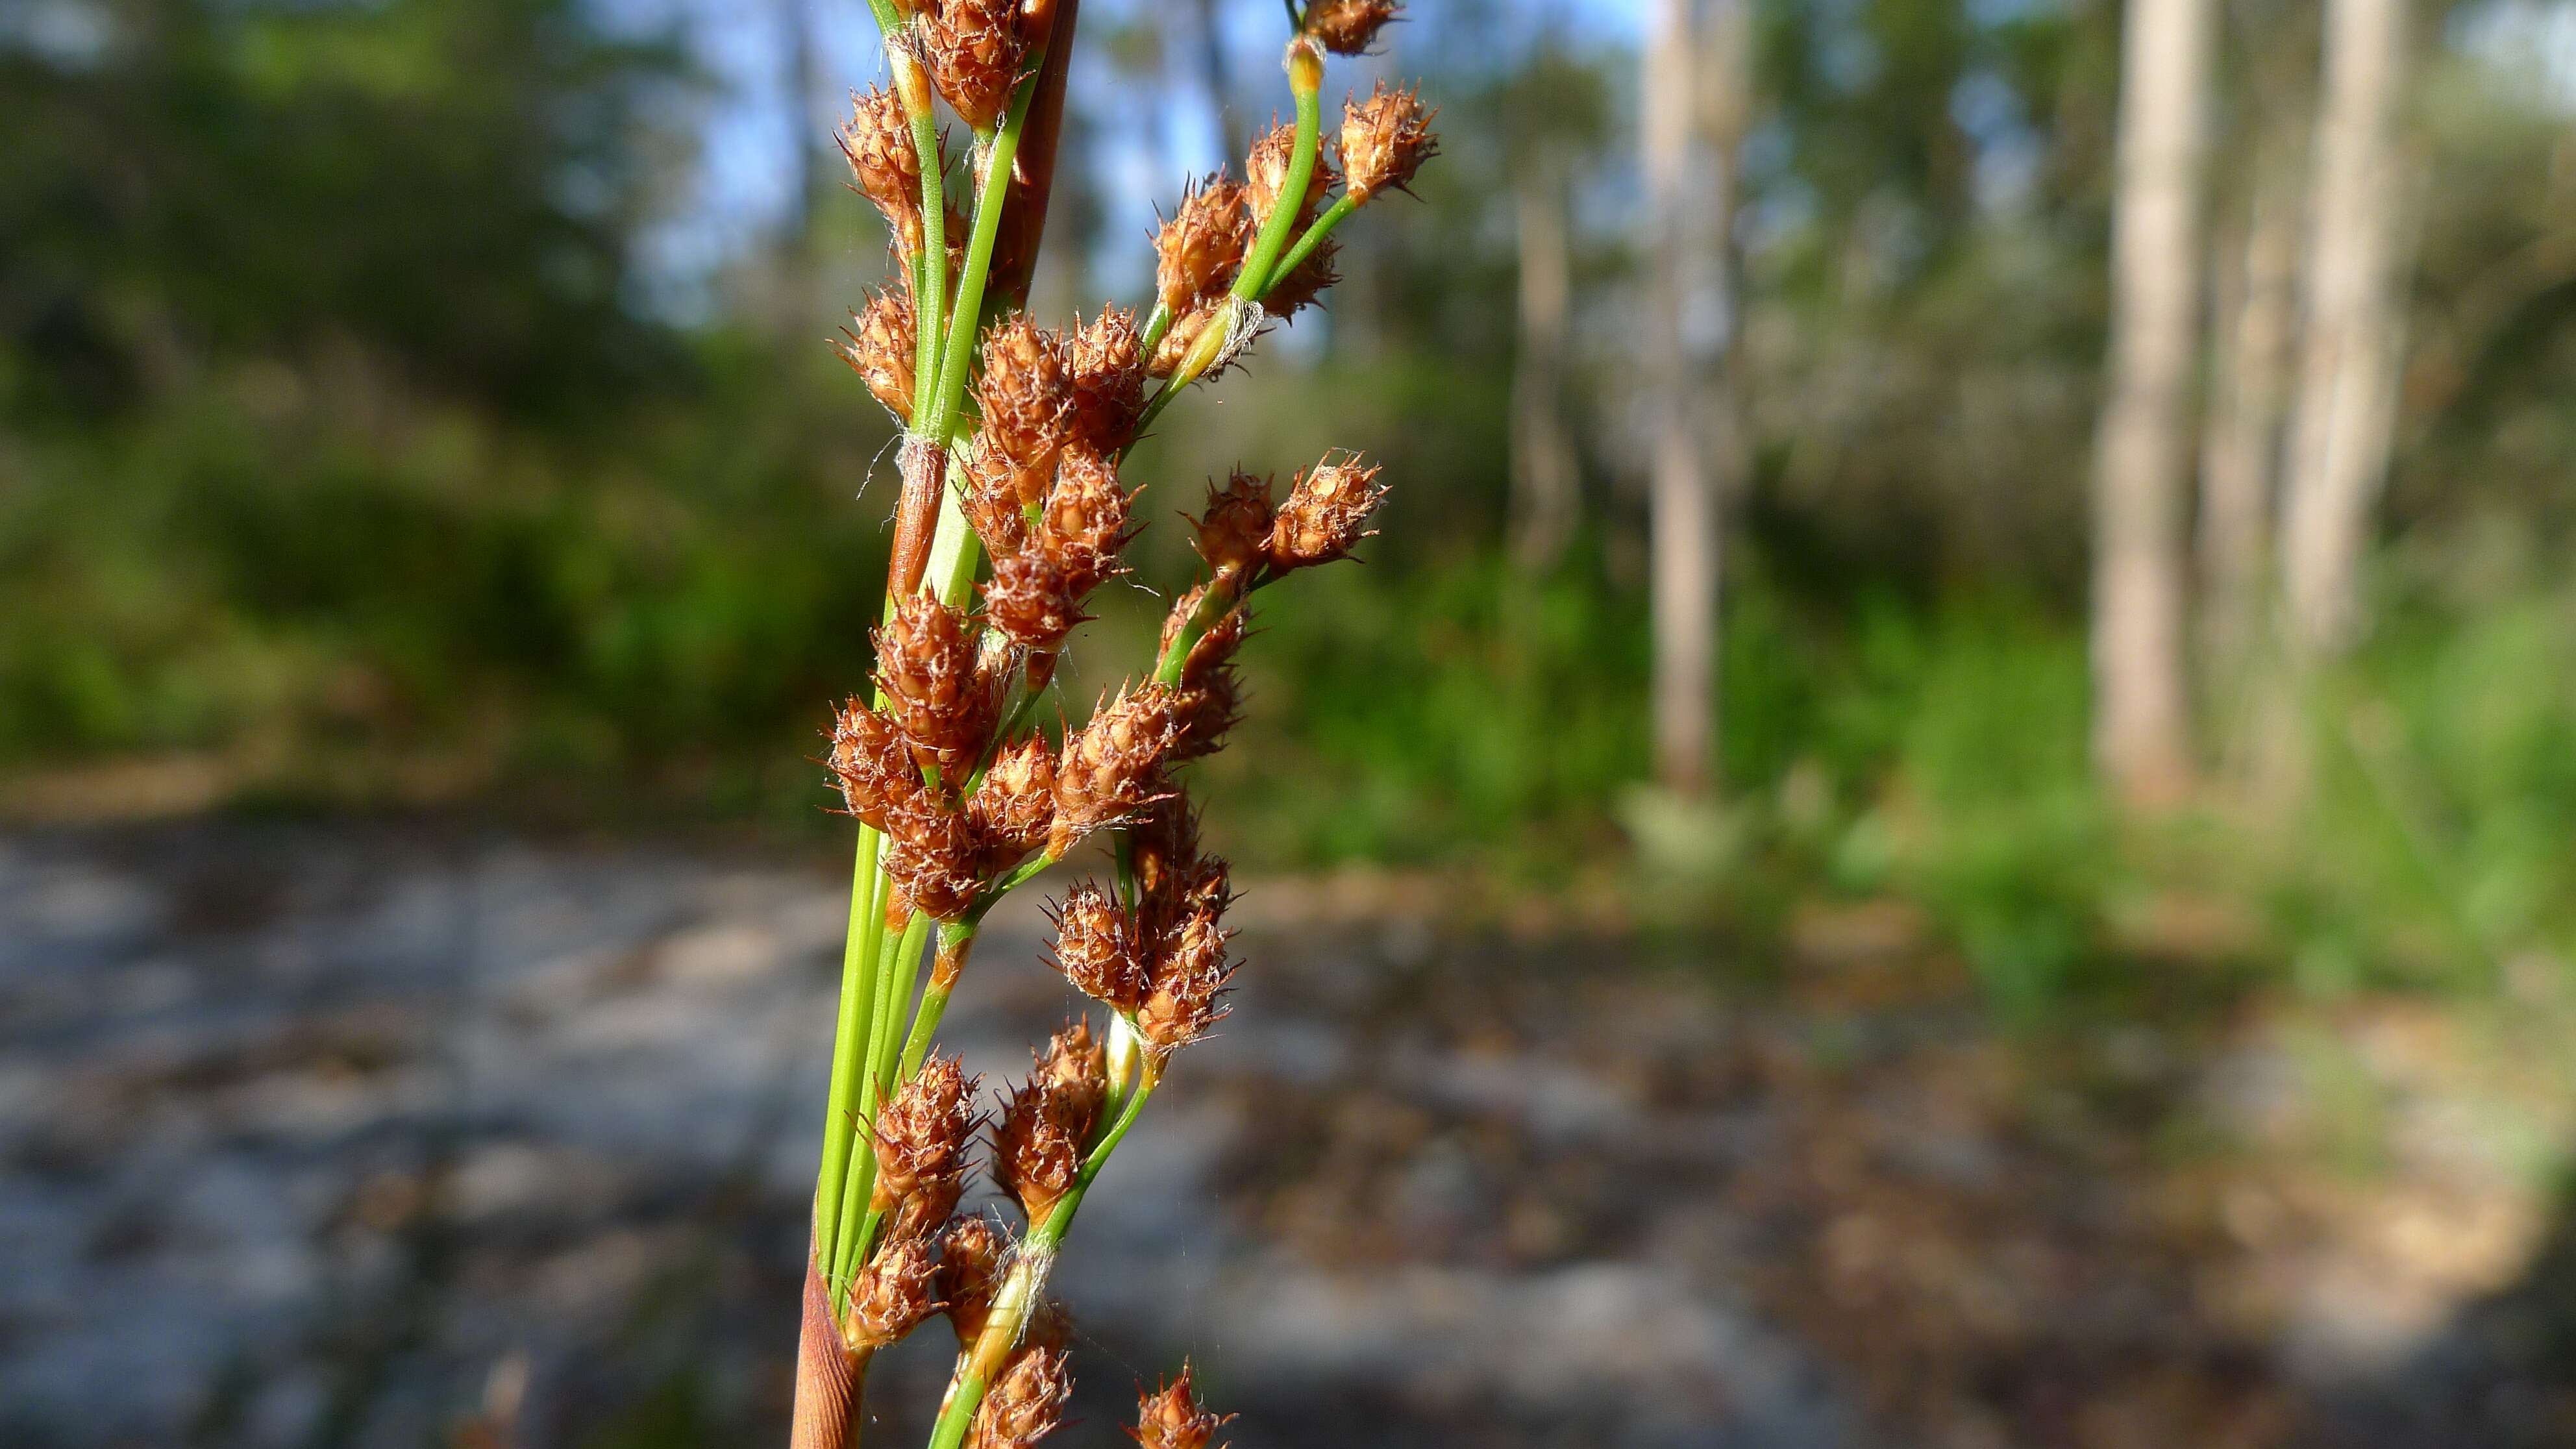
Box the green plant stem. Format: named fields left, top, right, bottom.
left=1137, top=301, right=1174, bottom=360
left=1265, top=192, right=1359, bottom=295
left=895, top=922, right=978, bottom=1081
left=1231, top=43, right=1324, bottom=303
left=921, top=1076, right=1159, bottom=1449
left=902, top=70, right=947, bottom=421
left=829, top=907, right=913, bottom=1293
left=811, top=826, right=885, bottom=1263
left=919, top=58, right=1050, bottom=450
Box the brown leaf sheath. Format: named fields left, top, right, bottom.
left=889, top=435, right=948, bottom=601
left=987, top=0, right=1080, bottom=310
left=790, top=1260, right=864, bottom=1449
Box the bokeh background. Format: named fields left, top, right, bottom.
left=6, top=0, right=2576, bottom=1444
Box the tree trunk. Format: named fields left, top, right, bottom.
left=1511, top=153, right=1580, bottom=571
left=2196, top=137, right=2301, bottom=710
left=1642, top=0, right=1704, bottom=797
left=2279, top=0, right=2409, bottom=659
left=2089, top=0, right=2212, bottom=810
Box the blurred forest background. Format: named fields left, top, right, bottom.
left=5, top=0, right=2573, bottom=1009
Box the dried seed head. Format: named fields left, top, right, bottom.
left=1065, top=308, right=1148, bottom=454
left=1037, top=1020, right=1109, bottom=1124
left=982, top=547, right=1090, bottom=651
left=1137, top=904, right=1234, bottom=1060
left=839, top=288, right=917, bottom=423
left=1127, top=1363, right=1232, bottom=1449
left=1246, top=119, right=1337, bottom=229
left=871, top=1054, right=980, bottom=1212
left=877, top=593, right=995, bottom=786
left=1048, top=683, right=1183, bottom=855
left=969, top=1343, right=1073, bottom=1449
left=1304, top=0, right=1400, bottom=54
left=1048, top=882, right=1148, bottom=1009
left=1043, top=447, right=1137, bottom=567
left=845, top=1235, right=941, bottom=1351
left=1154, top=175, right=1254, bottom=319
left=1189, top=471, right=1275, bottom=578
left=1341, top=82, right=1439, bottom=205
left=970, top=736, right=1058, bottom=867
left=992, top=1066, right=1091, bottom=1223
left=883, top=800, right=984, bottom=921
left=1162, top=597, right=1248, bottom=763
left=840, top=86, right=921, bottom=217
left=829, top=699, right=923, bottom=832
left=1267, top=452, right=1388, bottom=571
left=975, top=316, right=1074, bottom=506
left=939, top=1215, right=1009, bottom=1344
left=921, top=0, right=1029, bottom=130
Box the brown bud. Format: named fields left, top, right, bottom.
left=1304, top=0, right=1400, bottom=55
left=939, top=1215, right=1009, bottom=1344
left=1043, top=447, right=1136, bottom=567
left=1154, top=175, right=1254, bottom=319
left=871, top=1054, right=980, bottom=1213
left=1066, top=308, right=1148, bottom=454
left=883, top=797, right=985, bottom=921
left=1259, top=231, right=1341, bottom=318
left=840, top=86, right=921, bottom=217
left=969, top=1344, right=1073, bottom=1449
left=878, top=593, right=995, bottom=786
left=992, top=1068, right=1089, bottom=1224
left=1340, top=82, right=1439, bottom=205
left=1048, top=684, right=1183, bottom=855
left=1037, top=1019, right=1109, bottom=1126
left=982, top=547, right=1091, bottom=651
left=1137, top=905, right=1233, bottom=1059
left=1267, top=452, right=1387, bottom=570
left=921, top=0, right=1029, bottom=130
left=971, top=736, right=1058, bottom=867
left=975, top=316, right=1074, bottom=505
left=1127, top=1363, right=1232, bottom=1449
left=838, top=288, right=917, bottom=422
left=1189, top=471, right=1275, bottom=578
left=1048, top=881, right=1148, bottom=1010
left=846, top=1235, right=941, bottom=1351
left=828, top=699, right=923, bottom=832
left=1247, top=120, right=1336, bottom=231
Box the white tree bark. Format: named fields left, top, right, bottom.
left=2090, top=0, right=2212, bottom=808
left=1511, top=155, right=1581, bottom=571
left=2279, top=0, right=2409, bottom=658
left=1642, top=0, right=1746, bottom=798
left=2196, top=139, right=2301, bottom=691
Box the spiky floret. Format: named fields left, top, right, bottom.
left=938, top=1215, right=1009, bottom=1344
left=1154, top=174, right=1254, bottom=320
left=877, top=593, right=996, bottom=786
left=829, top=699, right=923, bottom=833
left=1189, top=471, right=1275, bottom=578
left=1065, top=307, right=1148, bottom=453
left=1048, top=683, right=1183, bottom=854
left=840, top=86, right=922, bottom=225
left=1161, top=591, right=1248, bottom=763
left=1048, top=881, right=1147, bottom=1011
left=1126, top=1363, right=1232, bottom=1449
left=882, top=797, right=985, bottom=921
left=1135, top=904, right=1234, bottom=1061
left=839, top=288, right=917, bottom=422
left=1304, top=0, right=1400, bottom=55
left=969, top=1343, right=1074, bottom=1449
left=921, top=0, right=1030, bottom=130
left=991, top=1026, right=1107, bottom=1222
left=971, top=736, right=1058, bottom=867
left=973, top=316, right=1074, bottom=510
left=1267, top=451, right=1389, bottom=570
left=845, top=1235, right=941, bottom=1351
left=871, top=1054, right=980, bottom=1213
left=1340, top=82, right=1439, bottom=205
left=1246, top=119, right=1337, bottom=229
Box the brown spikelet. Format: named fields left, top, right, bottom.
left=840, top=86, right=921, bottom=218
left=970, top=736, right=1058, bottom=867
left=877, top=593, right=996, bottom=786
left=939, top=1215, right=1009, bottom=1344
left=1189, top=471, right=1275, bottom=578
left=1127, top=1363, right=1232, bottom=1449
left=976, top=316, right=1074, bottom=505
left=1048, top=684, right=1183, bottom=855
left=838, top=288, right=917, bottom=423
left=871, top=1054, right=980, bottom=1213
left=1246, top=119, right=1337, bottom=230
left=982, top=547, right=1091, bottom=650
left=1163, top=598, right=1247, bottom=763
left=845, top=1235, right=941, bottom=1351
left=1136, top=904, right=1233, bottom=1060
left=828, top=699, right=923, bottom=832
left=1065, top=308, right=1148, bottom=454
left=1154, top=175, right=1254, bottom=319
left=1043, top=447, right=1137, bottom=566
left=1305, top=0, right=1400, bottom=54
left=1267, top=452, right=1388, bottom=571
left=968, top=1343, right=1073, bottom=1449
left=921, top=0, right=1029, bottom=130
left=883, top=797, right=984, bottom=921
left=1048, top=882, right=1147, bottom=1010
left=1259, top=230, right=1341, bottom=318
left=1340, top=82, right=1439, bottom=205
left=1037, top=1020, right=1108, bottom=1125
left=992, top=1064, right=1091, bottom=1224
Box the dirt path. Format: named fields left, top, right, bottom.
left=3, top=823, right=2570, bottom=1446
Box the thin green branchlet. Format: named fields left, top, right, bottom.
left=791, top=0, right=1431, bottom=1443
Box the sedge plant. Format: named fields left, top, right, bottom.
left=791, top=0, right=1435, bottom=1444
